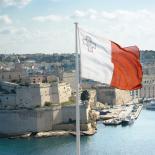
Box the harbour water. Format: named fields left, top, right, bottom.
left=0, top=109, right=155, bottom=155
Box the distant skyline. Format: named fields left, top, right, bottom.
left=0, top=0, right=155, bottom=54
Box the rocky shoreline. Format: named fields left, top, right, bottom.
left=0, top=128, right=96, bottom=139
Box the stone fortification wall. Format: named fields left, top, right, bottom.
left=0, top=108, right=54, bottom=136
left=96, top=87, right=116, bottom=105
left=61, top=104, right=89, bottom=124
left=115, top=89, right=132, bottom=104
left=0, top=104, right=89, bottom=136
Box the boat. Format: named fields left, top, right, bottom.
left=146, top=100, right=155, bottom=110
left=103, top=118, right=122, bottom=126
left=121, top=116, right=134, bottom=126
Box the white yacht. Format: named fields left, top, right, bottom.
left=146, top=100, right=155, bottom=110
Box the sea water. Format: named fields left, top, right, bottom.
left=0, top=109, right=155, bottom=155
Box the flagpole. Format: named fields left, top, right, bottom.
left=75, top=22, right=80, bottom=155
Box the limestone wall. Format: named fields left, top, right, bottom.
left=16, top=86, right=42, bottom=108
left=0, top=71, right=22, bottom=82
left=51, top=82, right=72, bottom=104
left=96, top=86, right=132, bottom=105
left=138, top=84, right=155, bottom=98
left=63, top=71, right=76, bottom=93
left=61, top=104, right=89, bottom=124
left=0, top=94, right=16, bottom=107
left=96, top=86, right=116, bottom=105
left=0, top=104, right=89, bottom=136
left=0, top=108, right=53, bottom=136
left=16, top=84, right=52, bottom=108
left=115, top=89, right=132, bottom=104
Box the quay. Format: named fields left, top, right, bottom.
left=101, top=103, right=143, bottom=126
left=131, top=104, right=143, bottom=119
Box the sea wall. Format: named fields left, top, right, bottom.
left=0, top=108, right=54, bottom=136
left=0, top=104, right=89, bottom=136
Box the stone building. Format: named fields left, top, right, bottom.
left=81, top=80, right=98, bottom=90
left=47, top=75, right=59, bottom=83
left=143, top=64, right=155, bottom=75
left=25, top=75, right=59, bottom=84
left=0, top=101, right=93, bottom=136
left=96, top=85, right=132, bottom=105
left=87, top=89, right=97, bottom=108
left=132, top=75, right=155, bottom=99
left=138, top=83, right=155, bottom=98
left=0, top=81, right=72, bottom=109
left=142, top=75, right=155, bottom=84
left=62, top=71, right=76, bottom=93
left=0, top=56, right=26, bottom=82
left=29, top=75, right=46, bottom=84
left=0, top=70, right=22, bottom=82
left=0, top=87, right=97, bottom=136
left=50, top=82, right=72, bottom=104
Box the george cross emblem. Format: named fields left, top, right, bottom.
left=83, top=35, right=96, bottom=53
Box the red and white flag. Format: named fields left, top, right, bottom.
left=79, top=28, right=143, bottom=90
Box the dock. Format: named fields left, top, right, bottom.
left=102, top=104, right=143, bottom=126
left=131, top=104, right=143, bottom=119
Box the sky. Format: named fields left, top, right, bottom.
left=0, top=0, right=155, bottom=54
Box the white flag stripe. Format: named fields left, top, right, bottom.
left=79, top=28, right=114, bottom=84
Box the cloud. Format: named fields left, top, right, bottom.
left=0, top=28, right=13, bottom=34
left=0, top=0, right=31, bottom=8
left=1, top=9, right=155, bottom=53
left=33, top=14, right=68, bottom=22
left=71, top=9, right=155, bottom=50
left=32, top=9, right=155, bottom=51
left=71, top=9, right=155, bottom=21
left=0, top=15, right=12, bottom=25
left=0, top=27, right=29, bottom=37
left=33, top=9, right=98, bottom=22
left=71, top=9, right=98, bottom=19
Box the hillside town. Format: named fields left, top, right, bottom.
left=0, top=51, right=154, bottom=137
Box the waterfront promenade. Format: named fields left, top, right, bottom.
left=0, top=109, right=155, bottom=155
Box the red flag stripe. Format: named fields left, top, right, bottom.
left=110, top=41, right=143, bottom=90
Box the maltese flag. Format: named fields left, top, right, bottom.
left=79, top=28, right=143, bottom=90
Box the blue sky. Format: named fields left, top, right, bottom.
left=0, top=0, right=155, bottom=53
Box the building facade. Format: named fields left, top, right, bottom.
left=0, top=81, right=72, bottom=109
left=62, top=71, right=76, bottom=93
left=96, top=85, right=132, bottom=105
left=132, top=75, right=155, bottom=99
left=51, top=82, right=72, bottom=104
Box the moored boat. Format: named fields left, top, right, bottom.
left=146, top=100, right=155, bottom=110
left=103, top=118, right=122, bottom=126
left=121, top=116, right=134, bottom=126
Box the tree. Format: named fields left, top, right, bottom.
left=81, top=90, right=90, bottom=102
